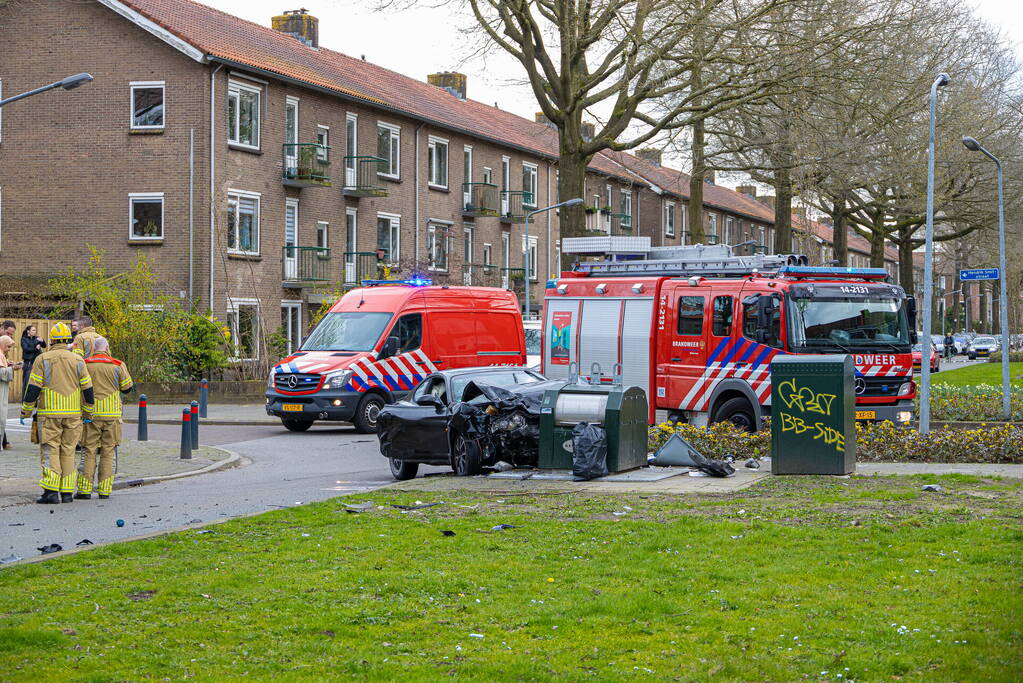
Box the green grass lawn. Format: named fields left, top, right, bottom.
left=2, top=476, right=1021, bottom=681
left=933, top=361, right=1023, bottom=387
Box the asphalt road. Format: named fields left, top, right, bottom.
left=0, top=422, right=448, bottom=563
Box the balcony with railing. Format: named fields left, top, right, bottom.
left=342, top=156, right=388, bottom=197
left=341, top=251, right=383, bottom=284
left=502, top=267, right=527, bottom=296
left=282, top=246, right=332, bottom=286
left=282, top=144, right=331, bottom=188
left=463, top=183, right=500, bottom=217
left=462, top=263, right=501, bottom=287
left=499, top=191, right=533, bottom=223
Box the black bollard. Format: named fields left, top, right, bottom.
left=137, top=394, right=148, bottom=442
left=180, top=408, right=192, bottom=460
left=190, top=400, right=199, bottom=450
left=199, top=379, right=209, bottom=418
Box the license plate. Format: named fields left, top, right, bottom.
left=282, top=404, right=304, bottom=412
left=855, top=410, right=876, bottom=420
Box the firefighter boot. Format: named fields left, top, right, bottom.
left=37, top=488, right=60, bottom=504
left=60, top=492, right=75, bottom=504
left=75, top=492, right=92, bottom=500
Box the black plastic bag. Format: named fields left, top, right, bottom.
left=572, top=422, right=608, bottom=481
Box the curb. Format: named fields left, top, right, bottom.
left=112, top=447, right=244, bottom=490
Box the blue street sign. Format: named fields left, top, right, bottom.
left=959, top=268, right=1000, bottom=281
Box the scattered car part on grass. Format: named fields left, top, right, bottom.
left=344, top=502, right=375, bottom=513
left=650, top=433, right=703, bottom=467
left=440, top=530, right=456, bottom=537
left=391, top=502, right=441, bottom=510
left=37, top=544, right=62, bottom=554
left=922, top=484, right=943, bottom=492
left=491, top=524, right=519, bottom=531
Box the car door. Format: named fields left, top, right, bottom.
left=411, top=375, right=454, bottom=458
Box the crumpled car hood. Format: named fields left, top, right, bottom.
left=459, top=379, right=566, bottom=413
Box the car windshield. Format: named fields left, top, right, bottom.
left=974, top=337, right=996, bottom=345
left=787, top=296, right=910, bottom=350
left=302, top=312, right=392, bottom=352
left=452, top=370, right=545, bottom=403
left=524, top=327, right=542, bottom=356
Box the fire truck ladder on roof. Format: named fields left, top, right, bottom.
left=574, top=248, right=809, bottom=278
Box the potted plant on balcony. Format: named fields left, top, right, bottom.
left=599, top=206, right=613, bottom=215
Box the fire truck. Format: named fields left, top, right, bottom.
left=541, top=241, right=918, bottom=429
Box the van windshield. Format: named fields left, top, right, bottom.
left=787, top=296, right=910, bottom=352
left=302, top=312, right=392, bottom=352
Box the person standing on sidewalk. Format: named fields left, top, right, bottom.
left=20, top=325, right=46, bottom=398
left=77, top=337, right=133, bottom=500
left=0, top=335, right=23, bottom=452
left=20, top=323, right=95, bottom=504
left=71, top=316, right=101, bottom=358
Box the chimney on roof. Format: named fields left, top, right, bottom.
left=635, top=148, right=662, bottom=167
left=535, top=112, right=556, bottom=129
left=272, top=9, right=318, bottom=48
left=736, top=184, right=756, bottom=198
left=427, top=72, right=467, bottom=100
left=757, top=195, right=776, bottom=209
left=580, top=122, right=595, bottom=142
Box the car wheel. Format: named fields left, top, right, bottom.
left=353, top=394, right=385, bottom=434
left=452, top=434, right=483, bottom=476
left=281, top=418, right=313, bottom=432
left=388, top=457, right=419, bottom=481
left=711, top=397, right=757, bottom=432
left=969, top=354, right=976, bottom=360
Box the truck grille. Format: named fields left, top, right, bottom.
left=856, top=376, right=908, bottom=398
left=274, top=373, right=321, bottom=392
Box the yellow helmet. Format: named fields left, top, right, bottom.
left=49, top=322, right=73, bottom=344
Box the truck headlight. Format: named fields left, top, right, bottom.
left=897, top=380, right=915, bottom=397
left=324, top=370, right=352, bottom=390
left=267, top=371, right=276, bottom=388
left=897, top=411, right=913, bottom=423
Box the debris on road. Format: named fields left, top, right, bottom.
left=922, top=484, right=943, bottom=492
left=75, top=539, right=94, bottom=546
left=744, top=458, right=761, bottom=470
left=0, top=554, right=22, bottom=564
left=116, top=519, right=125, bottom=527
left=37, top=544, right=62, bottom=555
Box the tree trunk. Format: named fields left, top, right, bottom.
left=688, top=117, right=706, bottom=244
left=869, top=225, right=886, bottom=269
left=556, top=113, right=590, bottom=269
left=830, top=195, right=847, bottom=266
left=897, top=230, right=915, bottom=296
left=773, top=167, right=792, bottom=254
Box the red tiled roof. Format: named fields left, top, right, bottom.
left=793, top=216, right=899, bottom=263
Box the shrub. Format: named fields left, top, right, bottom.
left=648, top=420, right=770, bottom=460
left=166, top=311, right=231, bottom=380
left=988, top=350, right=1023, bottom=363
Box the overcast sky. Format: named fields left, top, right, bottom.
left=203, top=0, right=1020, bottom=179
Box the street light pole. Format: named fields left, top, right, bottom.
left=919, top=72, right=949, bottom=434
left=523, top=197, right=584, bottom=319
left=963, top=135, right=1011, bottom=420
left=0, top=73, right=94, bottom=108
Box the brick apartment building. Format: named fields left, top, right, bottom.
left=0, top=0, right=902, bottom=365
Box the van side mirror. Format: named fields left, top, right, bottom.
left=906, top=296, right=918, bottom=344
left=755, top=294, right=776, bottom=344
left=380, top=336, right=400, bottom=359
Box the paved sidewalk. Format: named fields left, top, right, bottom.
left=123, top=403, right=279, bottom=426
left=0, top=431, right=237, bottom=507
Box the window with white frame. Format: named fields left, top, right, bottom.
left=708, top=213, right=718, bottom=240
left=227, top=190, right=260, bottom=254
left=129, top=192, right=164, bottom=240
left=463, top=224, right=474, bottom=264
left=522, top=163, right=538, bottom=207
left=344, top=209, right=358, bottom=283
left=316, top=125, right=329, bottom=162
left=130, top=81, right=164, bottom=130
left=664, top=201, right=676, bottom=237
left=482, top=243, right=492, bottom=266
left=725, top=216, right=735, bottom=245
left=427, top=223, right=450, bottom=272
left=345, top=113, right=358, bottom=185
left=227, top=299, right=259, bottom=360
left=281, top=301, right=302, bottom=355
left=482, top=167, right=493, bottom=184
left=604, top=184, right=613, bottom=231
left=376, top=122, right=400, bottom=178
left=316, top=221, right=329, bottom=249
left=620, top=190, right=632, bottom=228
left=376, top=213, right=400, bottom=262
left=521, top=235, right=538, bottom=280
left=463, top=146, right=473, bottom=206
left=227, top=81, right=261, bottom=148
left=428, top=136, right=448, bottom=188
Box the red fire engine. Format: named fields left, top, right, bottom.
left=542, top=242, right=918, bottom=429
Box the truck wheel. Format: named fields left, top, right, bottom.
left=452, top=434, right=482, bottom=476
left=282, top=418, right=313, bottom=432
left=389, top=457, right=419, bottom=481
left=353, top=394, right=385, bottom=434
left=712, top=397, right=757, bottom=432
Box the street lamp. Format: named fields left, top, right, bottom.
left=523, top=197, right=584, bottom=319
left=962, top=135, right=1011, bottom=420
left=919, top=72, right=949, bottom=434
left=0, top=73, right=94, bottom=108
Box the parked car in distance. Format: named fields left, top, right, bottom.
left=524, top=319, right=541, bottom=369
left=378, top=366, right=555, bottom=480
left=968, top=336, right=998, bottom=360
left=930, top=335, right=945, bottom=356
left=952, top=334, right=971, bottom=355
left=912, top=343, right=940, bottom=373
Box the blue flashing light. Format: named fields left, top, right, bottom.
left=361, top=278, right=434, bottom=287
left=546, top=279, right=557, bottom=289
left=779, top=265, right=889, bottom=278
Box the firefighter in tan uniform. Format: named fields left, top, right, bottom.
left=71, top=316, right=101, bottom=358
left=20, top=322, right=95, bottom=504
left=76, top=337, right=133, bottom=499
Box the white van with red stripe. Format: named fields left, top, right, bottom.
left=266, top=281, right=526, bottom=433
left=543, top=245, right=918, bottom=430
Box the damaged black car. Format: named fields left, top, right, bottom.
left=377, top=367, right=561, bottom=480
